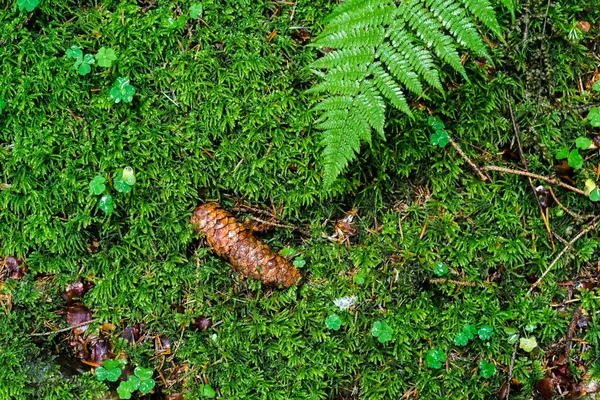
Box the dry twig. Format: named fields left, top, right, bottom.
left=27, top=318, right=100, bottom=337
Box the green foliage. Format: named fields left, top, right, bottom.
left=325, top=314, right=342, bottom=330
left=65, top=46, right=95, bottom=76
left=98, top=194, right=114, bottom=214
left=190, top=3, right=203, bottom=19
left=504, top=327, right=519, bottom=344
left=433, top=261, right=448, bottom=276
left=89, top=176, right=107, bottom=195
left=0, top=97, right=5, bottom=114
left=312, top=0, right=505, bottom=186
left=426, top=349, right=446, bottom=369
left=352, top=269, right=366, bottom=284
left=116, top=367, right=155, bottom=399
left=519, top=337, right=538, bottom=352
left=110, top=77, right=136, bottom=103
left=371, top=321, right=393, bottom=343
left=575, top=136, right=593, bottom=150
left=588, top=107, right=600, bottom=126
left=454, top=324, right=477, bottom=346
left=96, top=359, right=124, bottom=382
left=590, top=189, right=600, bottom=202
left=200, top=384, right=216, bottom=398
left=17, top=0, right=38, bottom=12
left=478, top=360, right=496, bottom=378
left=95, top=47, right=117, bottom=68
left=478, top=325, right=494, bottom=341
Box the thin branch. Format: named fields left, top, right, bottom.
left=482, top=166, right=587, bottom=196
left=564, top=306, right=582, bottom=358
left=429, top=278, right=486, bottom=288
left=505, top=341, right=519, bottom=400
left=448, top=137, right=489, bottom=181
left=528, top=216, right=600, bottom=294
left=27, top=319, right=99, bottom=337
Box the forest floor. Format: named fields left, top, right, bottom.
left=1, top=0, right=600, bottom=399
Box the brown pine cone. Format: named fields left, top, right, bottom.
left=190, top=203, right=302, bottom=287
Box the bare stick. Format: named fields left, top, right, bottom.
left=564, top=306, right=582, bottom=358
left=429, top=278, right=486, bottom=288
left=528, top=216, right=600, bottom=294
left=505, top=342, right=518, bottom=400
left=27, top=319, right=100, bottom=337
left=482, top=166, right=587, bottom=196
left=448, top=137, right=489, bottom=181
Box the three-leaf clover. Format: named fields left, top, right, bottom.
left=454, top=332, right=470, bottom=346
left=590, top=189, right=600, bottom=202
left=89, top=176, right=107, bottom=195
left=114, top=176, right=132, bottom=193
left=588, top=107, right=600, bottom=127
left=428, top=116, right=445, bottom=131
left=116, top=367, right=155, bottom=399
left=575, top=136, right=593, bottom=150
left=556, top=147, right=569, bottom=160
left=18, top=0, right=39, bottom=12
left=371, top=321, right=393, bottom=343
left=110, top=77, right=136, bottom=103
left=190, top=3, right=203, bottom=19
left=99, top=194, right=114, bottom=214
left=95, top=47, right=117, bottom=68
left=293, top=256, right=306, bottom=268
left=0, top=98, right=5, bottom=114
left=433, top=261, right=448, bottom=277
left=353, top=270, right=366, bottom=285
left=430, top=130, right=449, bottom=148
left=478, top=326, right=494, bottom=341
left=504, top=327, right=519, bottom=344
left=593, top=82, right=600, bottom=92
left=114, top=166, right=136, bottom=193
left=567, top=149, right=584, bottom=169
left=96, top=359, right=123, bottom=382
left=478, top=360, right=496, bottom=378
left=66, top=46, right=95, bottom=75
left=200, top=384, right=216, bottom=398
left=426, top=349, right=446, bottom=369
left=519, top=336, right=537, bottom=352
left=325, top=314, right=342, bottom=330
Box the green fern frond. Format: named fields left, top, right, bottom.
left=311, top=0, right=505, bottom=187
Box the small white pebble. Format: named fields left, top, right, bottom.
left=334, top=296, right=356, bottom=310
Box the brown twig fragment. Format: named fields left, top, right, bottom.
left=528, top=216, right=600, bottom=294
left=191, top=203, right=302, bottom=287
left=429, top=278, right=486, bottom=288
left=482, top=166, right=587, bottom=196
left=564, top=306, right=583, bottom=358
left=448, top=136, right=490, bottom=181
left=27, top=318, right=100, bottom=337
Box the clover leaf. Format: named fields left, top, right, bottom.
left=568, top=149, right=584, bottom=169
left=371, top=321, right=393, bottom=343
left=478, top=326, right=494, bottom=340
left=590, top=188, right=600, bottom=202
left=293, top=257, right=306, bottom=268
left=281, top=247, right=296, bottom=257
left=584, top=179, right=597, bottom=196
left=426, top=349, right=446, bottom=369
left=556, top=147, right=569, bottom=160
left=190, top=3, right=203, bottom=19
left=99, top=194, right=114, bottom=214
left=593, top=82, right=600, bottom=92
left=89, top=176, right=107, bottom=195
left=78, top=54, right=95, bottom=75
left=462, top=324, right=477, bottom=340
left=588, top=107, right=600, bottom=127
left=433, top=261, right=448, bottom=277
left=201, top=384, right=216, bottom=398
left=110, top=77, right=136, bottom=103
left=454, top=332, right=469, bottom=346
left=428, top=116, right=445, bottom=131
left=18, top=0, right=39, bottom=12
left=96, top=359, right=123, bottom=382
left=134, top=367, right=153, bottom=381
left=325, top=314, right=342, bottom=330
left=478, top=360, right=496, bottom=378
left=519, top=336, right=537, bottom=352
left=114, top=176, right=132, bottom=193
left=122, top=166, right=136, bottom=186
left=504, top=327, right=519, bottom=344
left=353, top=270, right=366, bottom=285
left=0, top=98, right=5, bottom=114
left=430, top=130, right=449, bottom=148
left=117, top=383, right=133, bottom=399
left=95, top=47, right=117, bottom=68
left=576, top=137, right=593, bottom=150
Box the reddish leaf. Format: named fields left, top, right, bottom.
left=123, top=325, right=141, bottom=344
left=65, top=304, right=93, bottom=334
left=190, top=316, right=211, bottom=331
left=166, top=394, right=184, bottom=400
left=62, top=279, right=94, bottom=304
left=88, top=337, right=111, bottom=366
left=4, top=256, right=28, bottom=279
left=535, top=378, right=556, bottom=399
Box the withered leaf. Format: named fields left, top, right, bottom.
left=190, top=316, right=211, bottom=332
left=4, top=256, right=28, bottom=279
left=534, top=377, right=556, bottom=400
left=62, top=279, right=94, bottom=304
left=65, top=304, right=93, bottom=334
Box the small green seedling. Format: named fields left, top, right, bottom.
left=0, top=98, right=5, bottom=114
left=89, top=176, right=107, bottom=195
left=454, top=324, right=477, bottom=346
left=281, top=247, right=306, bottom=268
left=588, top=107, right=600, bottom=127
left=575, top=137, right=594, bottom=150
left=477, top=326, right=494, bottom=341
left=325, top=314, right=342, bottom=330
left=115, top=167, right=136, bottom=193
left=371, top=321, right=393, bottom=343
left=504, top=327, right=519, bottom=344
left=200, top=384, right=216, bottom=398
left=96, top=359, right=125, bottom=382
left=66, top=46, right=95, bottom=76
left=428, top=116, right=449, bottom=148
left=353, top=269, right=366, bottom=285
left=190, top=3, right=203, bottom=19
left=426, top=349, right=446, bottom=369
left=433, top=261, right=448, bottom=277
left=116, top=366, right=155, bottom=399
left=18, top=0, right=39, bottom=12
left=293, top=256, right=306, bottom=269
left=590, top=189, right=600, bottom=202
left=281, top=247, right=295, bottom=257
left=478, top=360, right=496, bottom=378
left=519, top=336, right=537, bottom=352
left=95, top=47, right=117, bottom=68
left=110, top=77, right=136, bottom=103
left=99, top=194, right=114, bottom=214
left=556, top=148, right=584, bottom=169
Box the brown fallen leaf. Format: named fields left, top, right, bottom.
left=65, top=304, right=93, bottom=334
left=190, top=316, right=212, bottom=332
left=191, top=203, right=301, bottom=287
left=4, top=256, right=28, bottom=279
left=62, top=279, right=94, bottom=304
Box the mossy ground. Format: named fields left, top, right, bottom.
left=1, top=0, right=600, bottom=399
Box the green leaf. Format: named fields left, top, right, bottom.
left=325, top=314, right=342, bottom=330
left=116, top=382, right=132, bottom=399
left=426, top=349, right=446, bottom=369
left=280, top=248, right=296, bottom=257
left=95, top=367, right=109, bottom=381
left=519, top=337, right=537, bottom=352
left=89, top=176, right=106, bottom=195
left=66, top=46, right=83, bottom=61
left=114, top=176, right=132, bottom=193
left=102, top=359, right=122, bottom=371
left=428, top=116, right=445, bottom=131
left=293, top=257, right=306, bottom=268
left=478, top=360, right=496, bottom=378
left=524, top=323, right=536, bottom=332
left=454, top=332, right=469, bottom=346
left=99, top=194, right=114, bottom=214
left=78, top=63, right=92, bottom=76
left=584, top=179, right=597, bottom=196
left=95, top=47, right=117, bottom=68
left=593, top=82, right=600, bottom=92
left=201, top=384, right=216, bottom=398
left=462, top=324, right=477, bottom=340
left=121, top=376, right=140, bottom=392
left=590, top=188, right=600, bottom=202
left=588, top=107, right=600, bottom=127
left=353, top=270, right=366, bottom=285
left=576, top=137, right=593, bottom=150
left=190, top=3, right=203, bottom=19
left=110, top=77, right=136, bottom=104
left=134, top=367, right=153, bottom=380
left=478, top=326, right=494, bottom=340
left=18, top=0, right=39, bottom=12
left=556, top=147, right=569, bottom=160
left=504, top=327, right=519, bottom=344
left=0, top=98, right=6, bottom=114
left=433, top=261, right=448, bottom=276
left=371, top=321, right=393, bottom=343
left=568, top=149, right=584, bottom=169
left=138, top=378, right=155, bottom=394
left=430, top=130, right=449, bottom=148
left=122, top=166, right=136, bottom=186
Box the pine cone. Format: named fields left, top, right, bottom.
left=191, top=203, right=302, bottom=287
